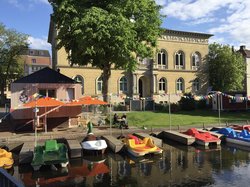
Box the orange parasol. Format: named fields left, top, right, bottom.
left=66, top=96, right=108, bottom=106
left=24, top=97, right=64, bottom=107
left=24, top=97, right=65, bottom=136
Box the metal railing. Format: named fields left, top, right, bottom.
left=0, top=168, right=25, bottom=187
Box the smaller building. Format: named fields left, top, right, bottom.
left=212, top=92, right=250, bottom=111
left=10, top=67, right=83, bottom=131
left=4, top=49, right=51, bottom=99
left=20, top=49, right=51, bottom=76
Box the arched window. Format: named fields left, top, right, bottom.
left=119, top=76, right=128, bottom=92
left=175, top=51, right=185, bottom=69
left=74, top=75, right=84, bottom=94
left=176, top=78, right=184, bottom=92
left=193, top=78, right=200, bottom=92
left=159, top=78, right=167, bottom=92
left=157, top=49, right=167, bottom=69
left=192, top=52, right=201, bottom=70
left=97, top=76, right=103, bottom=93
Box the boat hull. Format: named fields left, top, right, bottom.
left=127, top=147, right=163, bottom=157
left=0, top=148, right=14, bottom=169
left=81, top=140, right=107, bottom=155
left=195, top=139, right=221, bottom=146
left=225, top=137, right=250, bottom=147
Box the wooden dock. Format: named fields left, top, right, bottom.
left=19, top=142, right=34, bottom=164
left=102, top=135, right=124, bottom=153
left=133, top=132, right=163, bottom=147
left=67, top=139, right=82, bottom=158
left=162, top=131, right=195, bottom=145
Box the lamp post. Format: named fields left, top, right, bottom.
left=168, top=93, right=172, bottom=131
left=218, top=92, right=221, bottom=125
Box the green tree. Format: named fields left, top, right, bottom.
left=206, top=43, right=245, bottom=92
left=0, top=23, right=28, bottom=105
left=49, top=0, right=162, bottom=101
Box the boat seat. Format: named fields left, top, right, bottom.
left=229, top=130, right=238, bottom=138
left=185, top=128, right=199, bottom=136
left=239, top=129, right=250, bottom=138
left=127, top=134, right=141, bottom=144
left=45, top=140, right=59, bottom=152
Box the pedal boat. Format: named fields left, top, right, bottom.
left=31, top=139, right=69, bottom=171
left=81, top=133, right=107, bottom=155
left=183, top=128, right=221, bottom=146
left=0, top=148, right=14, bottom=169
left=124, top=134, right=163, bottom=157
left=218, top=128, right=250, bottom=147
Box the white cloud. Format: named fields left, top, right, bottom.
left=28, top=36, right=51, bottom=51
left=158, top=0, right=250, bottom=48
left=32, top=0, right=49, bottom=5
left=6, top=0, right=49, bottom=9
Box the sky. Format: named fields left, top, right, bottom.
left=1, top=0, right=250, bottom=54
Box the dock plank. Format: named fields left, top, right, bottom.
left=19, top=142, right=34, bottom=164
left=102, top=135, right=124, bottom=153
left=133, top=132, right=163, bottom=147
left=162, top=131, right=195, bottom=145
left=67, top=139, right=82, bottom=158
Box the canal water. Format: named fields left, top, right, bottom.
left=11, top=140, right=250, bottom=187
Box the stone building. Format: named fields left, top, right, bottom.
left=48, top=20, right=212, bottom=104
left=238, top=45, right=250, bottom=97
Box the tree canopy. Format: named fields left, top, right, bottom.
left=49, top=0, right=163, bottom=100
left=0, top=23, right=28, bottom=104
left=206, top=43, right=245, bottom=92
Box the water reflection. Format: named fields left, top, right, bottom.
left=13, top=141, right=250, bottom=187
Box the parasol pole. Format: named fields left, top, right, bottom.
left=109, top=93, right=112, bottom=135
left=34, top=99, right=38, bottom=147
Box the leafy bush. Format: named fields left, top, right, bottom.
left=154, top=102, right=180, bottom=113
left=113, top=104, right=126, bottom=111
left=179, top=93, right=195, bottom=110
left=195, top=100, right=207, bottom=109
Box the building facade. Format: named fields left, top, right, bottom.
left=20, top=49, right=51, bottom=76
left=48, top=21, right=212, bottom=104
left=238, top=45, right=250, bottom=97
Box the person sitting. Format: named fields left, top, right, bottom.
left=113, top=113, right=119, bottom=125
left=120, top=113, right=128, bottom=129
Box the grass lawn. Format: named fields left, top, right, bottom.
left=126, top=110, right=250, bottom=129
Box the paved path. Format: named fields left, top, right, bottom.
left=0, top=122, right=227, bottom=145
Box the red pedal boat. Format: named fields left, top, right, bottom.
left=183, top=128, right=221, bottom=146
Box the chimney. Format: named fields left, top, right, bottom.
left=240, top=45, right=246, bottom=50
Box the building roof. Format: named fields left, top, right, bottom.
left=13, top=67, right=76, bottom=84
left=238, top=45, right=250, bottom=58
left=164, top=29, right=213, bottom=38
left=20, top=49, right=51, bottom=57
left=241, top=49, right=250, bottom=58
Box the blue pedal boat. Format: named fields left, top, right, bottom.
left=218, top=128, right=250, bottom=147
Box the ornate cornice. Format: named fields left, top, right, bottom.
left=160, top=29, right=213, bottom=44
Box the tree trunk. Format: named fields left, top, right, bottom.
left=0, top=83, right=6, bottom=106
left=102, top=64, right=111, bottom=102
